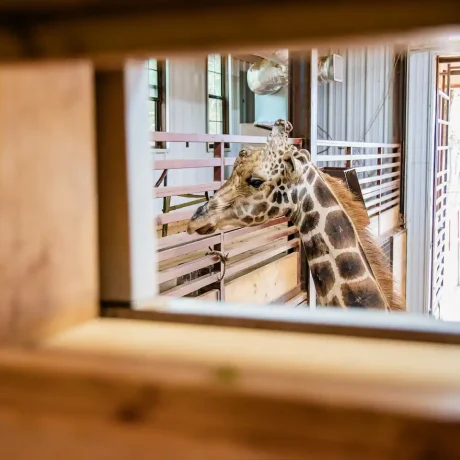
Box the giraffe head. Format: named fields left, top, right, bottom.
left=187, top=120, right=311, bottom=235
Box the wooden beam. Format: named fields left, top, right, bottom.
left=96, top=61, right=156, bottom=308
left=0, top=61, right=97, bottom=345
left=1, top=336, right=460, bottom=458
left=0, top=1, right=458, bottom=63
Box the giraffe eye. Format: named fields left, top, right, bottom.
left=247, top=178, right=264, bottom=189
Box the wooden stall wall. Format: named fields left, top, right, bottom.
left=0, top=61, right=98, bottom=344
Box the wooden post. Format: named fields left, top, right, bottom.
left=289, top=49, right=318, bottom=309
left=213, top=141, right=225, bottom=301
left=96, top=60, right=156, bottom=309
left=0, top=61, right=98, bottom=344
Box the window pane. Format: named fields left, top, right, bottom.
left=213, top=72, right=222, bottom=97
left=209, top=98, right=218, bottom=122
left=214, top=98, right=223, bottom=122
left=148, top=59, right=158, bottom=70
left=208, top=120, right=216, bottom=134
left=208, top=73, right=215, bottom=96
left=215, top=121, right=223, bottom=134
left=148, top=101, right=157, bottom=131
left=214, top=54, right=222, bottom=73
left=208, top=54, right=215, bottom=72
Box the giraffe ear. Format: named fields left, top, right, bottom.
left=282, top=152, right=303, bottom=182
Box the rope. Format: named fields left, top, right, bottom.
left=205, top=247, right=229, bottom=282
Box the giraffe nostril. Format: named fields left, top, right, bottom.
left=193, top=204, right=207, bottom=219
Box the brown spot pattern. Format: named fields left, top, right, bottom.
left=300, top=211, right=320, bottom=234
left=314, top=179, right=337, bottom=208
left=310, top=261, right=335, bottom=298
left=304, top=233, right=330, bottom=260
left=325, top=296, right=341, bottom=307
left=302, top=195, right=314, bottom=213
left=324, top=210, right=356, bottom=249
left=268, top=206, right=279, bottom=218
left=252, top=202, right=268, bottom=216
left=307, top=168, right=316, bottom=184
left=341, top=278, right=386, bottom=309
left=242, top=216, right=253, bottom=225
left=336, top=252, right=366, bottom=280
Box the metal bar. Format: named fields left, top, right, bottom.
left=317, top=153, right=400, bottom=162
left=154, top=181, right=221, bottom=198
left=361, top=179, right=400, bottom=196
left=154, top=158, right=221, bottom=170
left=151, top=132, right=303, bottom=145
left=359, top=171, right=400, bottom=184
left=157, top=235, right=221, bottom=262
left=353, top=162, right=400, bottom=173
left=365, top=190, right=400, bottom=209
left=161, top=273, right=220, bottom=298
left=158, top=255, right=218, bottom=284
left=362, top=184, right=400, bottom=200
left=367, top=197, right=400, bottom=217
left=316, top=140, right=400, bottom=149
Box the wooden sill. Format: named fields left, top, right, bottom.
left=0, top=315, right=459, bottom=457
left=39, top=316, right=460, bottom=418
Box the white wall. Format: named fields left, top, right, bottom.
left=153, top=58, right=212, bottom=215
left=255, top=86, right=288, bottom=123
left=153, top=56, right=250, bottom=214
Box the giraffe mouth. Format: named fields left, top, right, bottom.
left=186, top=221, right=217, bottom=236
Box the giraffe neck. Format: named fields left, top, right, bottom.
left=290, top=165, right=390, bottom=310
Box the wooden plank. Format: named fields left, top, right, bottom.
left=196, top=289, right=219, bottom=302
left=225, top=239, right=299, bottom=279
left=158, top=234, right=221, bottom=263
left=161, top=273, right=220, bottom=297
left=158, top=255, right=218, bottom=284
left=226, top=226, right=298, bottom=259
left=226, top=253, right=298, bottom=304
left=154, top=158, right=221, bottom=170
left=96, top=62, right=156, bottom=307
left=155, top=209, right=196, bottom=226
left=0, top=61, right=97, bottom=344
left=154, top=182, right=221, bottom=198
left=0, top=0, right=457, bottom=65
left=0, top=335, right=460, bottom=459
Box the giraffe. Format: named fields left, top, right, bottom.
left=187, top=120, right=406, bottom=311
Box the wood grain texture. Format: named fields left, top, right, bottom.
left=0, top=61, right=97, bottom=344
left=225, top=253, right=298, bottom=304
left=96, top=62, right=156, bottom=306
left=3, top=318, right=457, bottom=458
left=0, top=1, right=457, bottom=64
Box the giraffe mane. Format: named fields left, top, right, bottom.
left=321, top=172, right=406, bottom=312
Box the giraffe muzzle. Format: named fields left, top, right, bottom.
left=187, top=203, right=218, bottom=235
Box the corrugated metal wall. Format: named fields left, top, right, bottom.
left=317, top=46, right=397, bottom=145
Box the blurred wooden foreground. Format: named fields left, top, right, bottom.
left=1, top=0, right=460, bottom=458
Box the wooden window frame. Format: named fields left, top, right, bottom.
left=148, top=58, right=167, bottom=149
left=206, top=54, right=230, bottom=150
